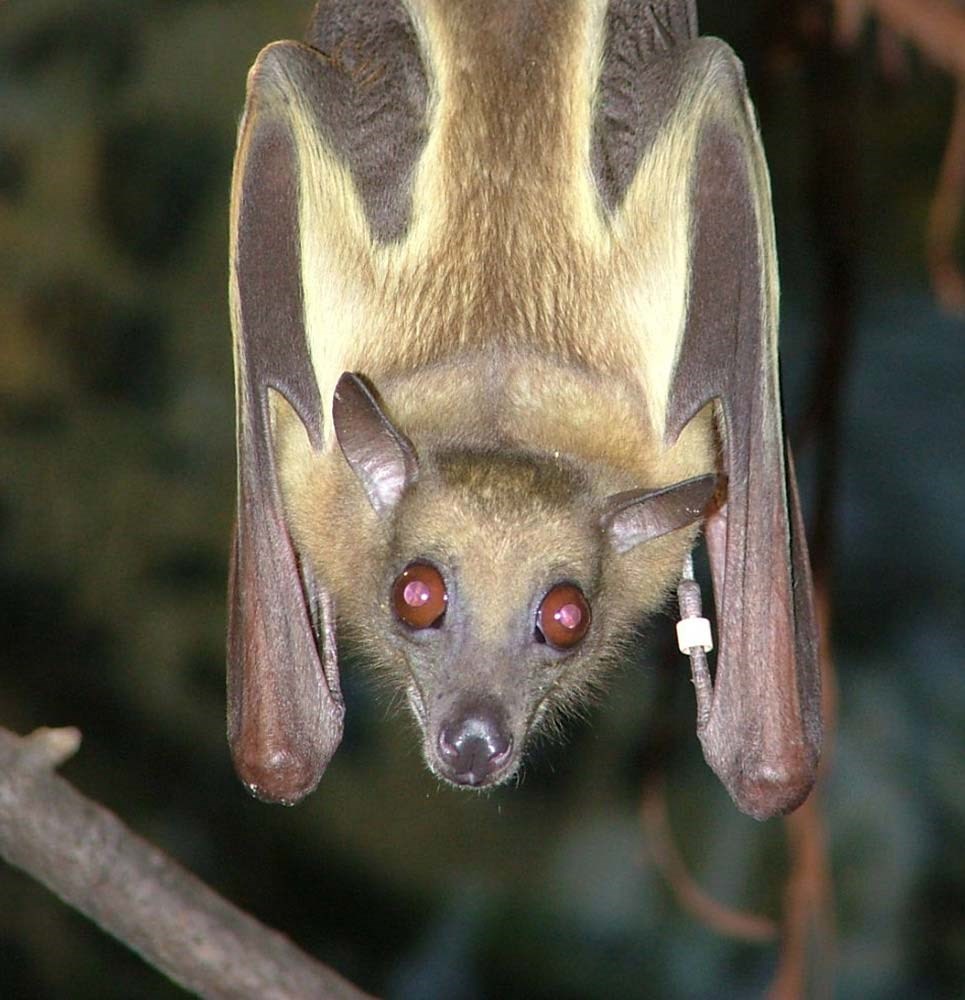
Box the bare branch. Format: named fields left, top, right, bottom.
left=842, top=0, right=965, bottom=78
left=928, top=84, right=965, bottom=313
left=767, top=586, right=837, bottom=1000
left=0, top=726, right=373, bottom=1000
left=640, top=780, right=779, bottom=944
left=833, top=0, right=965, bottom=312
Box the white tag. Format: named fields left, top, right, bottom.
left=676, top=616, right=713, bottom=654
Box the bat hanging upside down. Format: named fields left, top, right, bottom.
left=226, top=0, right=820, bottom=821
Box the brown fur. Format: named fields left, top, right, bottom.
left=230, top=1, right=818, bottom=812
left=274, top=354, right=713, bottom=784
left=264, top=1, right=719, bottom=785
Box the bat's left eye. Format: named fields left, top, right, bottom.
left=535, top=583, right=591, bottom=650
left=392, top=562, right=448, bottom=629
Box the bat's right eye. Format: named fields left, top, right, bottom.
left=392, top=562, right=448, bottom=629
left=535, top=583, right=591, bottom=650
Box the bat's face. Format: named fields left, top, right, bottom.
left=379, top=448, right=610, bottom=788
left=279, top=374, right=717, bottom=791
left=272, top=374, right=714, bottom=791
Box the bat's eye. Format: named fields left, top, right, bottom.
left=392, top=562, right=448, bottom=629
left=536, top=583, right=591, bottom=650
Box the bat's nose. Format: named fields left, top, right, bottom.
left=438, top=706, right=513, bottom=786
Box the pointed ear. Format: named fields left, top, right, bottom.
left=601, top=474, right=717, bottom=554
left=333, top=372, right=419, bottom=517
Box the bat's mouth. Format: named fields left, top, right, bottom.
left=429, top=746, right=519, bottom=790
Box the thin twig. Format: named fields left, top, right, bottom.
left=834, top=0, right=965, bottom=313
left=640, top=780, right=779, bottom=943
left=928, top=84, right=965, bottom=312
left=767, top=584, right=838, bottom=1000
left=768, top=796, right=834, bottom=999
left=848, top=0, right=965, bottom=78
left=0, top=726, right=373, bottom=1000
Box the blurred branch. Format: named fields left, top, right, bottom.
left=834, top=0, right=965, bottom=314
left=0, top=726, right=373, bottom=1000
left=928, top=84, right=965, bottom=312
left=767, top=585, right=837, bottom=1000
left=834, top=0, right=965, bottom=77
left=640, top=781, right=778, bottom=943
left=769, top=799, right=834, bottom=999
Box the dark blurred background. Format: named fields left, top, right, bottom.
left=1, top=2, right=962, bottom=997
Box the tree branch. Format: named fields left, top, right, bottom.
left=834, top=0, right=965, bottom=314
left=928, top=83, right=965, bottom=312
left=639, top=779, right=779, bottom=943
left=835, top=0, right=965, bottom=78
left=0, top=726, right=373, bottom=1000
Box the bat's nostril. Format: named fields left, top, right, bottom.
left=438, top=710, right=512, bottom=785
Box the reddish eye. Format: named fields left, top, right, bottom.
left=392, top=562, right=448, bottom=629
left=536, top=583, right=591, bottom=650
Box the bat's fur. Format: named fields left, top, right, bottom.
left=229, top=0, right=820, bottom=813
left=274, top=372, right=713, bottom=783
left=267, top=0, right=717, bottom=786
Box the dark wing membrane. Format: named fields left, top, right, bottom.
left=228, top=44, right=344, bottom=804
left=592, top=0, right=697, bottom=209
left=594, top=6, right=820, bottom=819
left=664, top=58, right=820, bottom=820
left=305, top=0, right=428, bottom=241
left=228, top=0, right=429, bottom=803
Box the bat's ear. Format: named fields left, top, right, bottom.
left=662, top=51, right=820, bottom=819
left=227, top=43, right=346, bottom=805
left=601, top=474, right=717, bottom=554
left=333, top=372, right=419, bottom=517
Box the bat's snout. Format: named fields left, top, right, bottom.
left=435, top=702, right=514, bottom=788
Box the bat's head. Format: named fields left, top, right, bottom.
left=273, top=372, right=716, bottom=790
left=378, top=439, right=611, bottom=789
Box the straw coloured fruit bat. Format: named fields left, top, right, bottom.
left=227, top=0, right=820, bottom=821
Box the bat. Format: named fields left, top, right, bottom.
left=226, top=0, right=820, bottom=821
